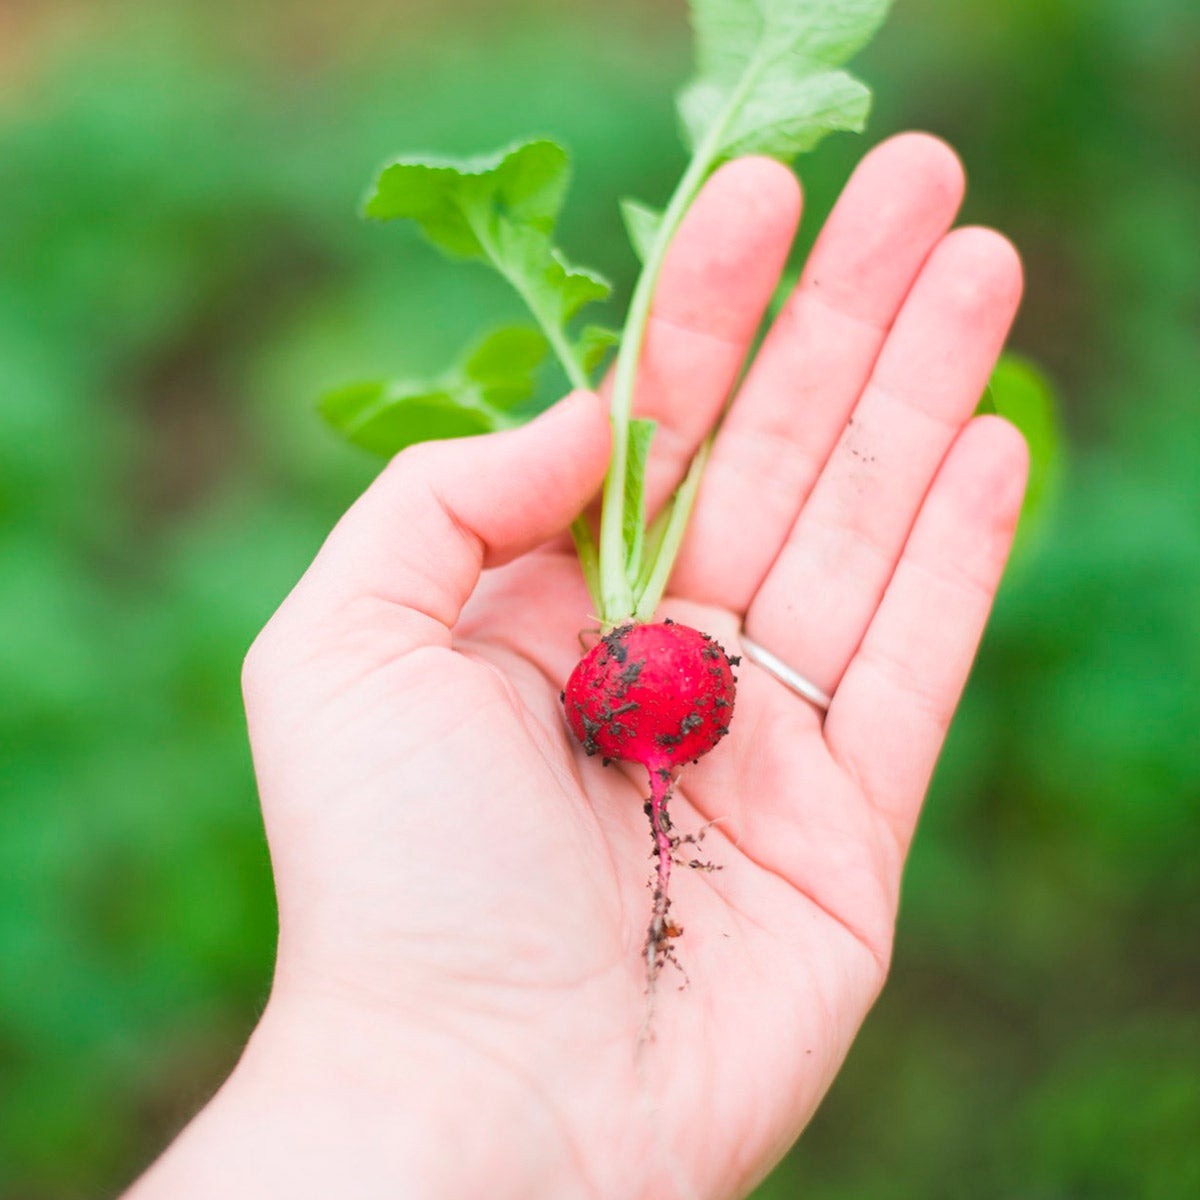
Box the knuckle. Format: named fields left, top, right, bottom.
left=385, top=438, right=445, bottom=483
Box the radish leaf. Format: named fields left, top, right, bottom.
left=319, top=384, right=499, bottom=456
left=365, top=139, right=568, bottom=255
left=576, top=324, right=621, bottom=375
left=633, top=436, right=712, bottom=622
left=620, top=197, right=664, bottom=264
left=320, top=325, right=546, bottom=455
left=622, top=418, right=657, bottom=585
left=463, top=326, right=549, bottom=409
left=364, top=139, right=609, bottom=390
left=678, top=0, right=891, bottom=161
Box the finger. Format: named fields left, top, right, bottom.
left=672, top=132, right=966, bottom=606
left=276, top=391, right=610, bottom=652
left=825, top=416, right=1028, bottom=847
left=744, top=225, right=1024, bottom=699
left=614, top=155, right=801, bottom=512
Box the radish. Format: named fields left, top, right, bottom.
left=323, top=1, right=897, bottom=989
left=563, top=621, right=739, bottom=976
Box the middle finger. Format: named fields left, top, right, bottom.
left=671, top=132, right=966, bottom=609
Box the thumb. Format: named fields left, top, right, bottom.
left=286, top=390, right=610, bottom=649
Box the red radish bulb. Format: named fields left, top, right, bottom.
left=562, top=620, right=738, bottom=980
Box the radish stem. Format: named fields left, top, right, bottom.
left=633, top=434, right=713, bottom=621
left=597, top=59, right=767, bottom=623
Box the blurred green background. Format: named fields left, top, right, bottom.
left=1, top=0, right=1197, bottom=1196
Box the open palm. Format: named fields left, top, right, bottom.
left=238, top=134, right=1026, bottom=1200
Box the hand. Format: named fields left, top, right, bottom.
left=130, top=133, right=1025, bottom=1200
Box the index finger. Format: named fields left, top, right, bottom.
left=612, top=156, right=801, bottom=513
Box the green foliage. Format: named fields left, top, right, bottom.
left=332, top=0, right=898, bottom=624
left=462, top=326, right=550, bottom=405
left=365, top=141, right=569, bottom=256
left=363, top=140, right=609, bottom=390
left=319, top=382, right=497, bottom=455
left=575, top=323, right=621, bottom=375
left=981, top=352, right=1064, bottom=554
left=619, top=196, right=663, bottom=263
left=678, top=0, right=891, bottom=159
left=320, top=327, right=545, bottom=455
left=621, top=418, right=657, bottom=586
left=986, top=354, right=1061, bottom=516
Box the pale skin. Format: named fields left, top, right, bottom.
left=127, top=133, right=1027, bottom=1200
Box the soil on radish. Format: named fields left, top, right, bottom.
left=562, top=620, right=738, bottom=984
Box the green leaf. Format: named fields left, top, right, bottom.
left=363, top=139, right=608, bottom=388
left=320, top=325, right=544, bottom=455
left=364, top=139, right=569, bottom=256
left=982, top=352, right=1064, bottom=539
left=319, top=381, right=497, bottom=456
left=622, top=418, right=657, bottom=585
left=576, top=324, right=620, bottom=375
left=678, top=0, right=892, bottom=161
left=619, top=197, right=664, bottom=264
left=688, top=0, right=891, bottom=78
left=463, top=326, right=548, bottom=409
left=681, top=70, right=871, bottom=159
left=548, top=250, right=611, bottom=323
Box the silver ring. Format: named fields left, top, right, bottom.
left=738, top=632, right=832, bottom=711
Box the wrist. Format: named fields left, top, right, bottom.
left=127, top=985, right=589, bottom=1200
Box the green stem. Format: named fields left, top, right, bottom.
left=597, top=152, right=710, bottom=620
left=463, top=212, right=604, bottom=612
left=633, top=434, right=712, bottom=621
left=570, top=516, right=603, bottom=617
left=528, top=306, right=591, bottom=393
left=466, top=213, right=592, bottom=394
left=597, top=56, right=767, bottom=624
left=501, top=290, right=602, bottom=613
left=635, top=499, right=675, bottom=598
left=522, top=299, right=604, bottom=615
